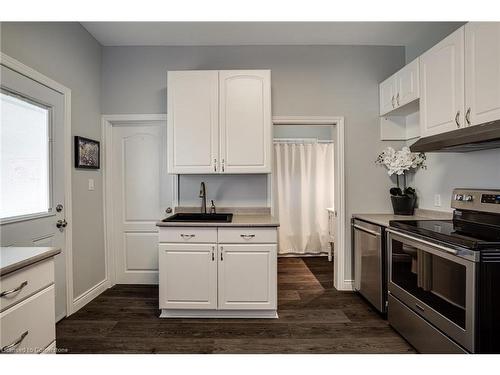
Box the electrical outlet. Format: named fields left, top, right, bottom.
left=88, top=178, right=95, bottom=191
left=434, top=194, right=441, bottom=207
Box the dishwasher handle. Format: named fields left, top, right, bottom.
left=353, top=224, right=381, bottom=237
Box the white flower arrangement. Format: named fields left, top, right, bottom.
left=376, top=146, right=426, bottom=195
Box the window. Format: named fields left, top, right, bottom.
left=0, top=91, right=51, bottom=221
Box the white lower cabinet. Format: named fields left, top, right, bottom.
left=158, top=226, right=278, bottom=318
left=217, top=244, right=277, bottom=310
left=0, top=257, right=57, bottom=354
left=159, top=243, right=217, bottom=310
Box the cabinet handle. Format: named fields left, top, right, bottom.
left=391, top=95, right=395, bottom=108
left=222, top=159, right=225, bottom=173
left=240, top=234, right=256, bottom=239
left=455, top=110, right=461, bottom=128
left=0, top=281, right=28, bottom=297
left=396, top=93, right=400, bottom=106
left=180, top=234, right=195, bottom=239
left=214, top=159, right=217, bottom=172
left=415, top=304, right=425, bottom=312
left=465, top=107, right=471, bottom=126
left=220, top=246, right=223, bottom=261
left=1, top=331, right=28, bottom=353
left=211, top=246, right=215, bottom=261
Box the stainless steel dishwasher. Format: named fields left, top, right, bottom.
left=352, top=219, right=386, bottom=313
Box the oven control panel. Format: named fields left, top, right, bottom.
left=452, top=189, right=500, bottom=214
left=481, top=194, right=500, bottom=204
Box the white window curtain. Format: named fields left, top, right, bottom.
left=273, top=142, right=334, bottom=255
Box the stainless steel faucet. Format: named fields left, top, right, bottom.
left=199, top=182, right=207, bottom=214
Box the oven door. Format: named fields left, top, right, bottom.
left=387, top=229, right=476, bottom=352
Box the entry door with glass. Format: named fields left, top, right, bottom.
left=0, top=65, right=67, bottom=321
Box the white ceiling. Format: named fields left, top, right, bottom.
left=81, top=22, right=464, bottom=47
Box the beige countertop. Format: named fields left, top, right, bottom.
left=0, top=247, right=61, bottom=277
left=352, top=209, right=452, bottom=227
left=157, top=207, right=279, bottom=227
left=157, top=214, right=280, bottom=227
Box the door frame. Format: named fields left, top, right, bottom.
left=0, top=53, right=75, bottom=314
left=102, top=114, right=176, bottom=286
left=271, top=116, right=350, bottom=291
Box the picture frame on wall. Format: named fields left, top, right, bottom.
left=74, top=136, right=100, bottom=169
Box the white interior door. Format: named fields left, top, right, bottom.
left=111, top=121, right=170, bottom=284
left=0, top=65, right=67, bottom=321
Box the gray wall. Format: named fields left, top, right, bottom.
left=101, top=45, right=406, bottom=280
left=411, top=148, right=500, bottom=212
left=405, top=22, right=465, bottom=63
left=1, top=22, right=105, bottom=298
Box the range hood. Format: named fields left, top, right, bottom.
left=410, top=120, right=500, bottom=152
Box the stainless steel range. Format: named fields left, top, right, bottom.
left=387, top=189, right=500, bottom=354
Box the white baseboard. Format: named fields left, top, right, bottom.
left=336, top=279, right=354, bottom=291
left=160, top=309, right=278, bottom=319
left=71, top=278, right=110, bottom=314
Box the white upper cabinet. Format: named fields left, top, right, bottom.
left=465, top=22, right=500, bottom=127
left=420, top=27, right=465, bottom=137
left=167, top=71, right=219, bottom=174
left=219, top=70, right=272, bottom=173
left=396, top=58, right=420, bottom=108
left=379, top=74, right=397, bottom=115
left=167, top=69, right=272, bottom=174
left=379, top=58, right=419, bottom=116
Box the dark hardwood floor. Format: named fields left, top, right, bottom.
left=56, top=257, right=415, bottom=354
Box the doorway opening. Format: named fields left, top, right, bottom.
left=271, top=116, right=348, bottom=291
left=272, top=127, right=335, bottom=260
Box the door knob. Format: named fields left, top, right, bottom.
left=56, top=219, right=68, bottom=229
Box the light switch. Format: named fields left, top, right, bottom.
left=88, top=178, right=95, bottom=191
left=434, top=194, right=441, bottom=207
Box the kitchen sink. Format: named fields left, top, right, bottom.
left=162, top=213, right=233, bottom=223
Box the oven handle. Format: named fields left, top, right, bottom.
left=386, top=228, right=459, bottom=255
left=353, top=224, right=381, bottom=237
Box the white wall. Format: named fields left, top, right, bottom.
left=101, top=45, right=406, bottom=281
left=1, top=22, right=105, bottom=299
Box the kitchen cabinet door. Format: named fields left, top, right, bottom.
left=420, top=27, right=465, bottom=137
left=219, top=70, right=272, bottom=173
left=218, top=244, right=277, bottom=310
left=465, top=22, right=500, bottom=126
left=167, top=71, right=219, bottom=174
left=379, top=74, right=397, bottom=115
left=396, top=58, right=420, bottom=107
left=159, top=243, right=217, bottom=309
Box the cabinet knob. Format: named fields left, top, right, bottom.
left=455, top=110, right=461, bottom=128
left=396, top=93, right=400, bottom=106
left=391, top=95, right=395, bottom=108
